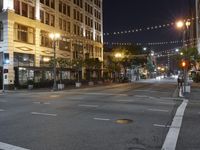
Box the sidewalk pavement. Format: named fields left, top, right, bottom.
left=187, top=82, right=200, bottom=100
left=0, top=82, right=131, bottom=94
left=176, top=82, right=200, bottom=150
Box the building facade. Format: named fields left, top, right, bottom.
left=0, top=0, right=103, bottom=89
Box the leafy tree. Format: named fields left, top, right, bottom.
left=71, top=58, right=85, bottom=82
left=94, top=59, right=103, bottom=80
left=85, top=58, right=96, bottom=81
left=57, top=58, right=71, bottom=83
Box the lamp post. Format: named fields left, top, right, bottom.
left=176, top=20, right=191, bottom=93
left=114, top=52, right=123, bottom=82
left=49, top=33, right=60, bottom=91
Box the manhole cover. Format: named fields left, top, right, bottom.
left=115, top=119, right=133, bottom=124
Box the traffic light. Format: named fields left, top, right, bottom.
left=181, top=60, right=188, bottom=68
left=181, top=61, right=186, bottom=68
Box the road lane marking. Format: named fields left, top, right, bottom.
left=94, top=118, right=110, bottom=121
left=31, top=112, right=57, bottom=117
left=50, top=95, right=60, bottom=98
left=70, top=97, right=83, bottom=100
left=33, top=102, right=50, bottom=105
left=65, top=92, right=128, bottom=96
left=158, top=102, right=173, bottom=105
left=0, top=109, right=5, bottom=112
left=134, top=90, right=168, bottom=93
left=153, top=124, right=170, bottom=128
left=0, top=142, right=29, bottom=150
left=79, top=104, right=99, bottom=108
left=116, top=100, right=134, bottom=102
left=148, top=109, right=169, bottom=112
left=161, top=99, right=188, bottom=150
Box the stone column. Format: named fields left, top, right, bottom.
left=3, top=19, right=15, bottom=89
left=35, top=28, right=41, bottom=67
left=35, top=0, right=40, bottom=20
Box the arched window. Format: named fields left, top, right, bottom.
left=0, top=22, right=3, bottom=41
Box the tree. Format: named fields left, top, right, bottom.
left=72, top=58, right=85, bottom=83
left=85, top=58, right=96, bottom=81
left=57, top=58, right=71, bottom=83
left=49, top=58, right=71, bottom=84
left=94, top=58, right=103, bottom=80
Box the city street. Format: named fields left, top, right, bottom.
left=0, top=79, right=188, bottom=150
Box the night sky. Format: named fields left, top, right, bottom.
left=103, top=0, right=192, bottom=52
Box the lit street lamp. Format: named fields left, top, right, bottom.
left=49, top=33, right=60, bottom=91
left=114, top=52, right=123, bottom=82
left=176, top=20, right=191, bottom=93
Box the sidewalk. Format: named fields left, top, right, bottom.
left=0, top=82, right=131, bottom=94
left=176, top=82, right=200, bottom=150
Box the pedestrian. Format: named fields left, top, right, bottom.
left=177, top=75, right=182, bottom=88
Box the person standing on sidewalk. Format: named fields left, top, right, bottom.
left=177, top=75, right=183, bottom=88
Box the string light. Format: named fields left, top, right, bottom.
left=104, top=38, right=197, bottom=46
left=103, top=17, right=197, bottom=36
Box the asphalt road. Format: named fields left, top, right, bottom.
left=0, top=79, right=183, bottom=150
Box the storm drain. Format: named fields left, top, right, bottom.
left=115, top=119, right=133, bottom=124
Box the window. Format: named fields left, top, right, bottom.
left=22, top=2, right=28, bottom=17
left=14, top=0, right=20, bottom=15
left=63, top=3, right=66, bottom=15
left=29, top=6, right=35, bottom=19
left=41, top=0, right=54, bottom=9
left=40, top=0, right=44, bottom=4
left=59, top=18, right=62, bottom=30
left=50, top=15, right=55, bottom=27
left=14, top=24, right=35, bottom=44
left=59, top=39, right=70, bottom=51
left=45, top=0, right=49, bottom=6
left=0, top=22, right=3, bottom=41
left=41, top=30, right=53, bottom=48
left=67, top=6, right=71, bottom=17
left=59, top=1, right=62, bottom=12
left=40, top=10, right=44, bottom=23
left=67, top=22, right=71, bottom=33
left=14, top=52, right=35, bottom=67
left=63, top=20, right=66, bottom=31
left=50, top=0, right=55, bottom=9
left=45, top=12, right=49, bottom=25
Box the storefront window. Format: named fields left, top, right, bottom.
left=18, top=67, right=34, bottom=85
left=14, top=52, right=35, bottom=67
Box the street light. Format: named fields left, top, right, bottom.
left=176, top=20, right=184, bottom=29
left=143, top=47, right=147, bottom=51
left=49, top=33, right=60, bottom=91
left=175, top=20, right=191, bottom=94
left=175, top=48, right=179, bottom=52
left=114, top=52, right=123, bottom=82
left=115, top=53, right=122, bottom=58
